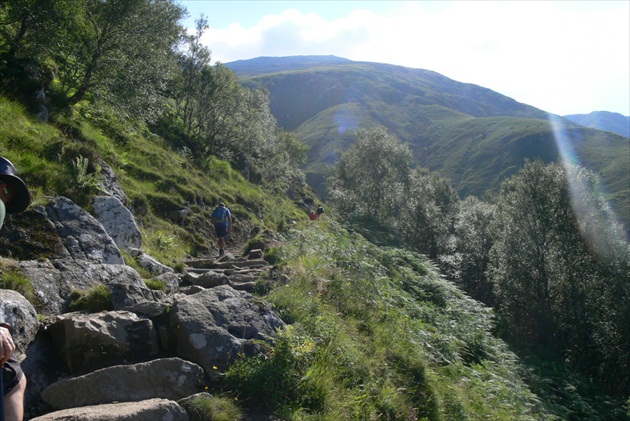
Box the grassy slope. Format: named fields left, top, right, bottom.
left=1, top=97, right=627, bottom=419
left=0, top=98, right=306, bottom=264
left=226, top=221, right=627, bottom=419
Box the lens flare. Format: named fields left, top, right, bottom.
left=548, top=114, right=628, bottom=258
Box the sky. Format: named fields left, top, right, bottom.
left=177, top=1, right=630, bottom=117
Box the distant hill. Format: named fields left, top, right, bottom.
left=563, top=111, right=630, bottom=138
left=226, top=56, right=630, bottom=227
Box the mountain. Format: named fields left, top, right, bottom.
left=226, top=56, right=630, bottom=227
left=563, top=111, right=630, bottom=138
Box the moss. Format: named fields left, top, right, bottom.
left=0, top=209, right=66, bottom=261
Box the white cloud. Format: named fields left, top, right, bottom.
left=196, top=1, right=629, bottom=115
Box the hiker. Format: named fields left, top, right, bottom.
left=211, top=202, right=232, bottom=257
left=0, top=156, right=30, bottom=421
left=316, top=205, right=325, bottom=219
left=309, top=210, right=317, bottom=221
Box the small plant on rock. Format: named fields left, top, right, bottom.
left=69, top=284, right=113, bottom=312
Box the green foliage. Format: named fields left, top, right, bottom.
left=72, top=154, right=103, bottom=194
left=329, top=128, right=460, bottom=258
left=179, top=393, right=243, bottom=421
left=439, top=196, right=498, bottom=305
left=225, top=221, right=545, bottom=420
left=328, top=126, right=412, bottom=226
left=489, top=159, right=630, bottom=396
left=69, top=285, right=113, bottom=313
left=0, top=268, right=40, bottom=308
left=144, top=279, right=166, bottom=292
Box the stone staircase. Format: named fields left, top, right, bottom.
left=181, top=249, right=271, bottom=293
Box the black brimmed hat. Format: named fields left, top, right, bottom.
left=0, top=156, right=31, bottom=213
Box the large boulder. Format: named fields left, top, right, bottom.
left=42, top=197, right=124, bottom=264
left=30, top=398, right=189, bottom=421
left=18, top=259, right=149, bottom=316
left=40, top=358, right=204, bottom=410
left=46, top=310, right=159, bottom=374
left=92, top=195, right=142, bottom=251
left=0, top=289, right=39, bottom=354
left=169, top=285, right=284, bottom=375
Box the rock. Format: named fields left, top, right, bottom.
left=0, top=289, right=39, bottom=354
left=183, top=271, right=230, bottom=289
left=128, top=247, right=174, bottom=276
left=18, top=259, right=148, bottom=316
left=92, top=195, right=142, bottom=251
left=97, top=159, right=129, bottom=206
left=108, top=281, right=169, bottom=317
left=46, top=310, right=159, bottom=374
left=42, top=197, right=124, bottom=264
left=30, top=398, right=189, bottom=421
left=248, top=248, right=264, bottom=260
left=40, top=358, right=204, bottom=409
left=169, top=285, right=284, bottom=375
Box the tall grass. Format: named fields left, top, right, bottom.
left=224, top=220, right=546, bottom=420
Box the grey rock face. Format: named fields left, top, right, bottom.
left=169, top=285, right=285, bottom=374
left=92, top=195, right=142, bottom=251
left=30, top=398, right=189, bottom=421
left=47, top=310, right=159, bottom=374
left=43, top=197, right=124, bottom=264
left=40, top=358, right=204, bottom=410
left=0, top=289, right=39, bottom=354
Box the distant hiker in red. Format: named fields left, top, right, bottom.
left=309, top=210, right=317, bottom=220
left=0, top=156, right=30, bottom=421
left=211, top=202, right=232, bottom=257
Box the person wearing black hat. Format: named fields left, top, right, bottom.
left=0, top=156, right=29, bottom=421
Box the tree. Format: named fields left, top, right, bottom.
left=0, top=0, right=72, bottom=100
left=398, top=169, right=459, bottom=259
left=50, top=0, right=185, bottom=120
left=490, top=160, right=579, bottom=344
left=439, top=196, right=497, bottom=305
left=488, top=159, right=630, bottom=396
left=328, top=127, right=413, bottom=227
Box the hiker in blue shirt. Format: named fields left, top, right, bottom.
left=0, top=157, right=30, bottom=421
left=211, top=202, right=232, bottom=257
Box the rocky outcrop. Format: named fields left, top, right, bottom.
left=92, top=195, right=142, bottom=251
left=170, top=285, right=284, bottom=375
left=30, top=398, right=189, bottom=421
left=46, top=310, right=159, bottom=374
left=40, top=358, right=204, bottom=409
left=42, top=196, right=124, bottom=264
left=0, top=289, right=38, bottom=354
left=0, top=194, right=284, bottom=419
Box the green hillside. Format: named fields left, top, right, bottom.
left=2, top=94, right=628, bottom=420
left=1, top=3, right=628, bottom=418
left=232, top=57, right=630, bottom=229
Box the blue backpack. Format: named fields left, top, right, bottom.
left=212, top=206, right=229, bottom=224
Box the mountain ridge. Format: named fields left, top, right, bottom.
left=563, top=111, right=630, bottom=138
left=225, top=55, right=630, bottom=227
